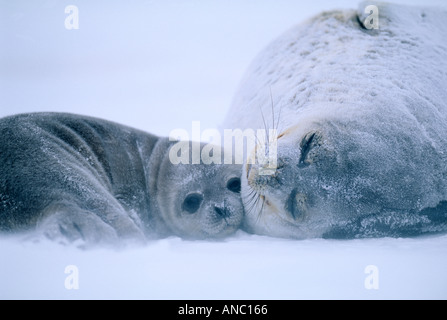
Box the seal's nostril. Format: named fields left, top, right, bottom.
left=286, top=189, right=298, bottom=219
left=285, top=189, right=307, bottom=220
left=214, top=206, right=228, bottom=217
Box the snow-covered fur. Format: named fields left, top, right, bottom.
left=223, top=2, right=447, bottom=238
left=0, top=113, right=243, bottom=246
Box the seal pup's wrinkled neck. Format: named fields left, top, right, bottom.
left=140, top=137, right=173, bottom=238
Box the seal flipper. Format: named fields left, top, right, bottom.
left=418, top=201, right=447, bottom=233
left=35, top=201, right=119, bottom=247
left=34, top=200, right=147, bottom=247
left=323, top=201, right=447, bottom=239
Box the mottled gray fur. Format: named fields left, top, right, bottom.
left=0, top=113, right=243, bottom=246
left=223, top=2, right=447, bottom=238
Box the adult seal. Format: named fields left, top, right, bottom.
left=0, top=113, right=243, bottom=246
left=223, top=2, right=447, bottom=239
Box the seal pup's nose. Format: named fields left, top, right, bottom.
left=214, top=206, right=230, bottom=218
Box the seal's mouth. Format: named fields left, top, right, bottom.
left=241, top=127, right=326, bottom=232
left=243, top=161, right=309, bottom=225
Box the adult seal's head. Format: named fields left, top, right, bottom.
left=0, top=113, right=243, bottom=246
left=223, top=2, right=447, bottom=239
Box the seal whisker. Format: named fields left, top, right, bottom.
left=275, top=103, right=282, bottom=134
left=275, top=109, right=284, bottom=140
left=247, top=197, right=259, bottom=221
left=221, top=3, right=447, bottom=239
left=243, top=190, right=259, bottom=214
left=260, top=105, right=268, bottom=133
left=270, top=87, right=275, bottom=132
left=255, top=195, right=266, bottom=226
left=270, top=88, right=284, bottom=142
left=253, top=132, right=263, bottom=155
left=242, top=182, right=264, bottom=225
left=259, top=104, right=270, bottom=157
left=242, top=187, right=261, bottom=217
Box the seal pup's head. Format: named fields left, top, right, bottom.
left=153, top=140, right=244, bottom=239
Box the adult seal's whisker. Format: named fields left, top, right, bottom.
left=222, top=2, right=447, bottom=239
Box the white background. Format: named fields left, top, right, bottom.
left=1, top=0, right=447, bottom=300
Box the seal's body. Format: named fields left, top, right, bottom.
left=0, top=113, right=243, bottom=245
left=223, top=2, right=447, bottom=238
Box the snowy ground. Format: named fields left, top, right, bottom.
left=2, top=233, right=447, bottom=300
left=1, top=0, right=447, bottom=300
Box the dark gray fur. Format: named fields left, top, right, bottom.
left=0, top=113, right=243, bottom=246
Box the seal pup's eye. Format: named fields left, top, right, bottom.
left=182, top=193, right=204, bottom=214
left=226, top=177, right=241, bottom=193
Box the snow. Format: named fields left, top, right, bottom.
left=1, top=0, right=447, bottom=299
left=1, top=233, right=447, bottom=299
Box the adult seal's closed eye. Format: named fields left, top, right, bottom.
left=0, top=113, right=244, bottom=246
left=223, top=2, right=447, bottom=239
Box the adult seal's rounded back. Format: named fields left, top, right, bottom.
left=0, top=113, right=243, bottom=246
left=223, top=2, right=447, bottom=239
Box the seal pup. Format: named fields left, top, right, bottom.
left=0, top=113, right=243, bottom=246
left=223, top=2, right=447, bottom=238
